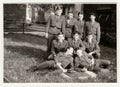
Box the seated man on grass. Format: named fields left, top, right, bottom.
left=55, top=47, right=74, bottom=73
left=27, top=47, right=74, bottom=73
left=74, top=48, right=111, bottom=74
left=83, top=34, right=100, bottom=59
left=68, top=31, right=85, bottom=50
left=47, top=32, right=68, bottom=60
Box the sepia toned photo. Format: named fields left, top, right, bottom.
left=4, top=3, right=117, bottom=83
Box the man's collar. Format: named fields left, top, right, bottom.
left=87, top=39, right=96, bottom=44
left=73, top=39, right=81, bottom=43
left=55, top=14, right=61, bottom=17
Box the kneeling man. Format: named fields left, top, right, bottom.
left=83, top=34, right=100, bottom=59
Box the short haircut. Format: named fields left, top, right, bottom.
left=61, top=46, right=73, bottom=52
left=73, top=31, right=80, bottom=35
left=89, top=12, right=96, bottom=17
left=87, top=34, right=93, bottom=37
left=68, top=11, right=73, bottom=14
left=78, top=11, right=84, bottom=16
left=57, top=32, right=64, bottom=36
left=54, top=5, right=63, bottom=11
left=74, top=47, right=80, bottom=52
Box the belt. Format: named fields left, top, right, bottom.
left=87, top=33, right=97, bottom=36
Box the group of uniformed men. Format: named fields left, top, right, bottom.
left=28, top=6, right=111, bottom=74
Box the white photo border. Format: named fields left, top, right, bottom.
left=0, top=0, right=120, bottom=87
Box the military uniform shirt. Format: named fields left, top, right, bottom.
left=85, top=21, right=101, bottom=43
left=75, top=19, right=85, bottom=38
left=75, top=51, right=93, bottom=69
left=65, top=18, right=76, bottom=38
left=46, top=15, right=66, bottom=34
left=68, top=38, right=85, bottom=50
left=51, top=39, right=68, bottom=55
left=54, top=52, right=73, bottom=68
left=83, top=40, right=100, bottom=53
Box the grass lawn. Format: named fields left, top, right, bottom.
left=4, top=33, right=117, bottom=83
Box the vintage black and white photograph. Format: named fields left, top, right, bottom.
left=4, top=3, right=117, bottom=83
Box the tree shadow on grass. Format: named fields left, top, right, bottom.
left=4, top=33, right=47, bottom=46
left=5, top=45, right=48, bottom=63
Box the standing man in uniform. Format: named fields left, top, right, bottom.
left=75, top=11, right=85, bottom=40
left=46, top=5, right=66, bottom=53
left=65, top=12, right=76, bottom=40
left=85, top=12, right=101, bottom=44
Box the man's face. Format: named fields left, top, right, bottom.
left=67, top=47, right=74, bottom=55
left=78, top=14, right=84, bottom=20
left=28, top=5, right=31, bottom=8
left=73, top=33, right=79, bottom=40
left=76, top=49, right=82, bottom=57
left=57, top=34, right=64, bottom=41
left=51, top=11, right=54, bottom=15
left=68, top=13, right=73, bottom=19
left=90, top=15, right=96, bottom=21
left=55, top=9, right=62, bottom=16
left=87, top=35, right=93, bottom=42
